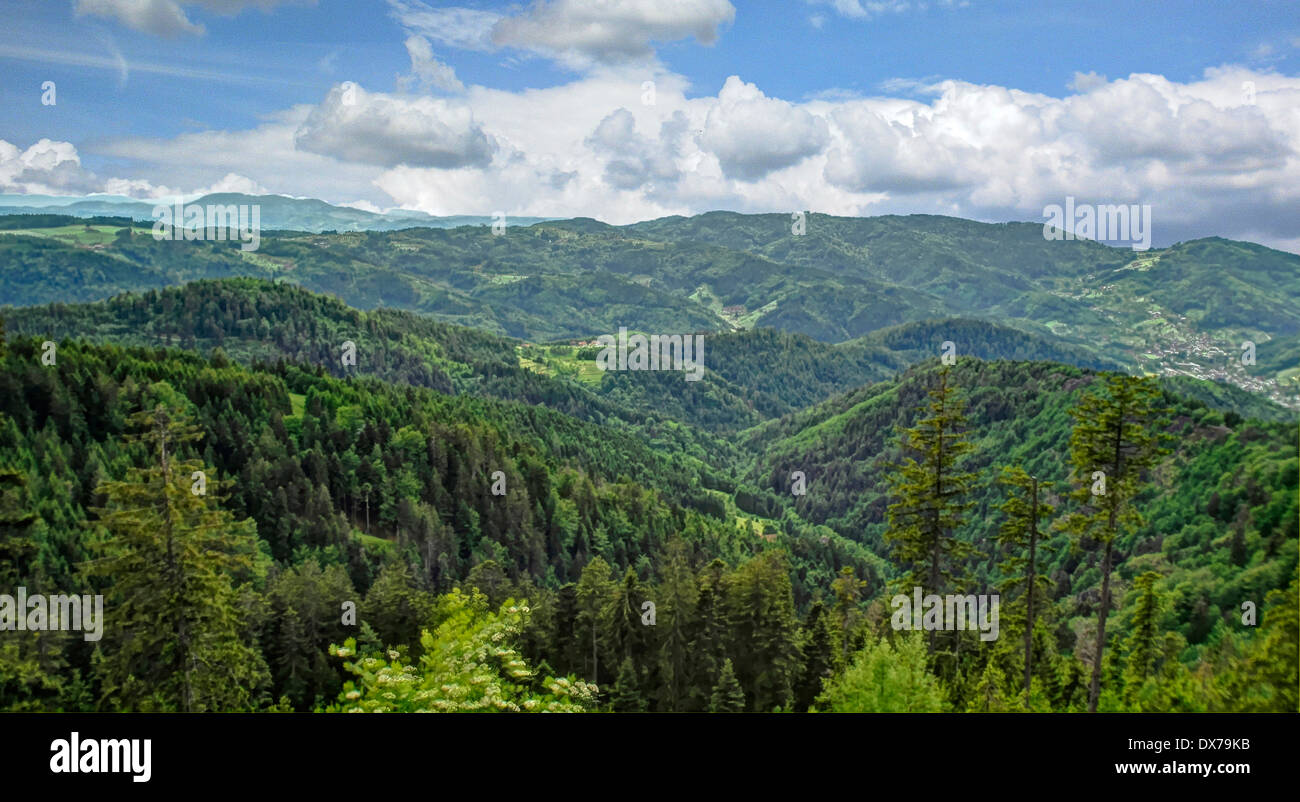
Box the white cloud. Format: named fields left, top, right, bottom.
left=1068, top=71, right=1108, bottom=92
left=75, top=0, right=204, bottom=37
left=811, top=0, right=910, bottom=19
left=73, top=0, right=312, bottom=38
left=390, top=0, right=734, bottom=70
left=387, top=1, right=501, bottom=51
left=586, top=108, right=687, bottom=190
left=400, top=35, right=465, bottom=93
left=0, top=139, right=100, bottom=195
left=701, top=76, right=830, bottom=181
left=194, top=172, right=270, bottom=195
left=294, top=84, right=495, bottom=168
left=490, top=0, right=735, bottom=68
left=57, top=65, right=1300, bottom=253
left=100, top=176, right=179, bottom=197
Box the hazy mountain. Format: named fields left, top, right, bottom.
left=0, top=192, right=553, bottom=232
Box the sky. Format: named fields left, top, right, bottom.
left=1, top=0, right=1298, bottom=251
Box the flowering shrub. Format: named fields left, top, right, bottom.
left=329, top=588, right=597, bottom=712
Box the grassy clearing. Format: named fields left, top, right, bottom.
left=0, top=224, right=123, bottom=246
left=517, top=345, right=605, bottom=385
left=352, top=530, right=394, bottom=553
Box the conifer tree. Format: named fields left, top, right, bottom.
left=0, top=465, right=37, bottom=588
left=657, top=538, right=697, bottom=711
left=995, top=465, right=1054, bottom=701
left=830, top=566, right=865, bottom=667
left=1121, top=570, right=1165, bottom=706
left=884, top=366, right=976, bottom=653
left=708, top=657, right=745, bottom=713
left=611, top=656, right=646, bottom=712
left=689, top=559, right=729, bottom=708
left=1065, top=374, right=1169, bottom=712
left=575, top=557, right=614, bottom=684
left=725, top=551, right=801, bottom=711
left=795, top=601, right=836, bottom=711
left=88, top=397, right=268, bottom=711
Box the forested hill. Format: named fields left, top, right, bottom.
left=12, top=278, right=1224, bottom=437
left=0, top=226, right=1294, bottom=714
left=2, top=212, right=1296, bottom=410
left=1, top=300, right=1295, bottom=712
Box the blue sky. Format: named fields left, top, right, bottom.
left=1, top=1, right=1298, bottom=250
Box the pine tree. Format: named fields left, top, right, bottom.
left=575, top=557, right=614, bottom=684
left=830, top=566, right=865, bottom=667
left=795, top=601, right=836, bottom=711
left=0, top=464, right=37, bottom=588
left=708, top=657, right=745, bottom=713
left=689, top=558, right=729, bottom=708
left=725, top=551, right=801, bottom=711
left=88, top=399, right=269, bottom=711
left=1121, top=571, right=1165, bottom=706
left=995, top=465, right=1054, bottom=702
left=606, top=566, right=651, bottom=669
left=1065, top=374, right=1169, bottom=712
left=884, top=366, right=977, bottom=653
left=611, top=656, right=646, bottom=712
left=657, top=538, right=697, bottom=711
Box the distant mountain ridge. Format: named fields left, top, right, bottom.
left=0, top=192, right=554, bottom=232
left=1, top=204, right=1295, bottom=410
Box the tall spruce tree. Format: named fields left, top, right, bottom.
left=795, top=601, right=836, bottom=711
left=611, top=656, right=647, bottom=712
left=0, top=465, right=37, bottom=588
left=1121, top=571, right=1165, bottom=706
left=575, top=557, right=614, bottom=685
left=657, top=538, right=697, bottom=711
left=995, top=465, right=1055, bottom=702
left=1065, top=374, right=1169, bottom=712
left=689, top=558, right=729, bottom=709
left=830, top=566, right=866, bottom=667
left=88, top=398, right=268, bottom=711
left=884, top=366, right=977, bottom=653
left=708, top=658, right=745, bottom=713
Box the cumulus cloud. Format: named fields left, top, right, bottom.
left=294, top=83, right=496, bottom=168
left=391, top=0, right=734, bottom=69
left=701, top=76, right=830, bottom=181
left=193, top=172, right=270, bottom=195
left=0, top=139, right=100, bottom=195
left=586, top=108, right=688, bottom=190
left=61, top=65, right=1300, bottom=253
left=74, top=0, right=312, bottom=37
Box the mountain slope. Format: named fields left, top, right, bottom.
left=2, top=209, right=1295, bottom=408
